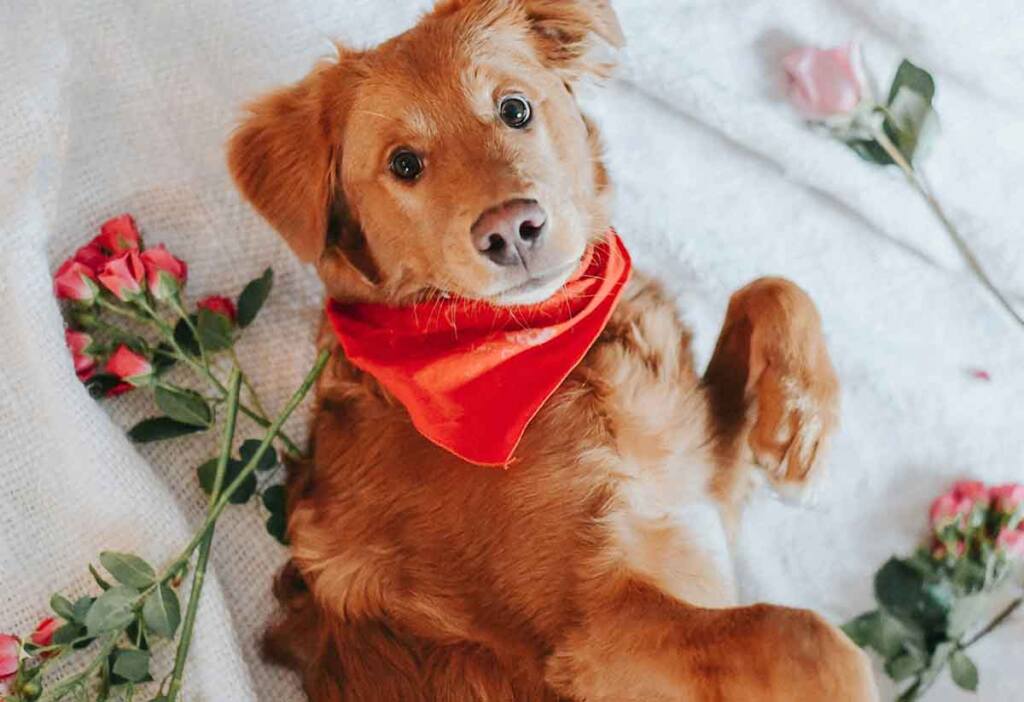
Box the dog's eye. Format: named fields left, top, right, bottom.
left=389, top=149, right=423, bottom=181
left=498, top=94, right=532, bottom=129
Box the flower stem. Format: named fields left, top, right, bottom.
left=160, top=349, right=328, bottom=579
left=165, top=368, right=242, bottom=702
left=872, top=127, right=1024, bottom=330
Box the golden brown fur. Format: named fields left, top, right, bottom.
left=227, top=1, right=877, bottom=699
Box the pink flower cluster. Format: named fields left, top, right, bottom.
left=53, top=215, right=233, bottom=397
left=929, top=480, right=1024, bottom=559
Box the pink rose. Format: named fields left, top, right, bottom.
left=996, top=528, right=1024, bottom=558
left=65, top=330, right=100, bottom=381
left=98, top=250, right=146, bottom=301
left=782, top=43, right=864, bottom=120
left=106, top=345, right=153, bottom=386
left=29, top=618, right=58, bottom=650
left=53, top=260, right=100, bottom=304
left=0, top=634, right=18, bottom=681
left=197, top=295, right=237, bottom=323
left=141, top=245, right=188, bottom=301
left=952, top=480, right=990, bottom=505
left=97, top=214, right=142, bottom=253
left=72, top=241, right=109, bottom=272
left=990, top=483, right=1024, bottom=515
left=929, top=492, right=973, bottom=527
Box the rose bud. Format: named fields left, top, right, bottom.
left=141, top=245, right=188, bottom=301
left=65, top=330, right=101, bottom=381
left=929, top=491, right=972, bottom=528
left=97, top=214, right=142, bottom=253
left=106, top=382, right=134, bottom=398
left=29, top=618, right=58, bottom=651
left=106, top=345, right=154, bottom=387
left=197, top=295, right=237, bottom=323
left=996, top=528, right=1024, bottom=558
left=53, top=259, right=100, bottom=305
left=952, top=480, right=990, bottom=505
left=98, top=250, right=146, bottom=301
left=782, top=43, right=864, bottom=120
left=0, top=634, right=18, bottom=681
left=990, top=483, right=1024, bottom=515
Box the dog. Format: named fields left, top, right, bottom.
left=227, top=1, right=877, bottom=699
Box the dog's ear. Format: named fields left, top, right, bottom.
left=433, top=0, right=623, bottom=80
left=227, top=61, right=350, bottom=263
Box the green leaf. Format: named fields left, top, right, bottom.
left=100, top=552, right=156, bottom=589
left=154, top=386, right=212, bottom=427
left=89, top=564, right=112, bottom=591
left=50, top=594, right=76, bottom=621
left=111, top=648, right=151, bottom=683
left=266, top=512, right=289, bottom=545
left=846, top=138, right=894, bottom=166
left=197, top=458, right=256, bottom=504
left=887, top=59, right=936, bottom=105
left=841, top=611, right=878, bottom=648
left=886, top=652, right=924, bottom=682
left=240, top=439, right=278, bottom=472
left=237, top=268, right=273, bottom=327
left=142, top=584, right=181, bottom=639
left=949, top=650, right=978, bottom=691
left=151, top=343, right=177, bottom=376
left=262, top=484, right=287, bottom=514
left=197, top=307, right=233, bottom=351
left=72, top=596, right=95, bottom=622
left=128, top=416, right=206, bottom=443
left=173, top=316, right=200, bottom=357
left=875, top=558, right=950, bottom=633
left=52, top=622, right=84, bottom=646
left=84, top=586, right=139, bottom=635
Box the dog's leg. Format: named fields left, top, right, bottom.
left=703, top=277, right=839, bottom=505
left=545, top=580, right=877, bottom=702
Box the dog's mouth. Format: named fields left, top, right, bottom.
left=490, top=258, right=582, bottom=307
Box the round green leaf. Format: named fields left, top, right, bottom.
left=142, top=583, right=181, bottom=639
left=266, top=512, right=289, bottom=545
left=949, top=650, right=978, bottom=691
left=84, top=586, right=139, bottom=635
left=262, top=484, right=287, bottom=515
left=240, top=439, right=277, bottom=472
left=111, top=648, right=151, bottom=683
left=100, top=551, right=156, bottom=589
left=197, top=458, right=256, bottom=503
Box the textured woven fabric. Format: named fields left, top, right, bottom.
left=1, top=1, right=1021, bottom=700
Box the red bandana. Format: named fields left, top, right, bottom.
left=326, top=230, right=631, bottom=467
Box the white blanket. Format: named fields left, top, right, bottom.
left=2, top=1, right=1022, bottom=700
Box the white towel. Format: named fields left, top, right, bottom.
left=2, top=1, right=1021, bottom=699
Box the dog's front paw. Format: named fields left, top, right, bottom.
left=735, top=279, right=839, bottom=494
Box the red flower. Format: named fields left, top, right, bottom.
left=197, top=295, right=237, bottom=323
left=98, top=250, right=145, bottom=301
left=65, top=330, right=100, bottom=381
left=990, top=483, right=1024, bottom=515
left=72, top=241, right=109, bottom=272
left=951, top=480, right=989, bottom=505
left=29, top=618, right=58, bottom=649
left=0, top=634, right=18, bottom=681
left=106, top=382, right=134, bottom=398
left=53, top=260, right=100, bottom=304
left=97, top=214, right=142, bottom=253
left=106, top=345, right=153, bottom=386
left=141, top=245, right=188, bottom=301
left=929, top=492, right=973, bottom=527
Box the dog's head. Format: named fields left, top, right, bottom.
left=228, top=0, right=622, bottom=305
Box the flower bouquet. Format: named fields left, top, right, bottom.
left=843, top=481, right=1024, bottom=700
left=1, top=215, right=328, bottom=701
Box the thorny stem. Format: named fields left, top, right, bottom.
left=872, top=126, right=1024, bottom=331
left=165, top=369, right=242, bottom=701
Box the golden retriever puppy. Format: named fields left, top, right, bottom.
left=227, top=1, right=877, bottom=699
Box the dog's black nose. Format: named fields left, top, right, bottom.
left=471, top=199, right=547, bottom=267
